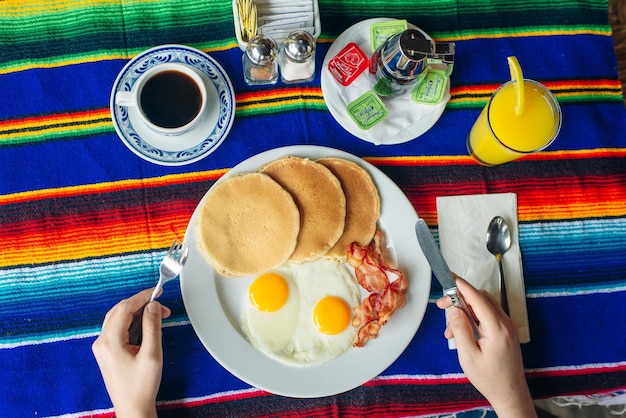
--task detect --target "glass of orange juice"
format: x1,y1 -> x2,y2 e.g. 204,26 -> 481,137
467,79 -> 561,166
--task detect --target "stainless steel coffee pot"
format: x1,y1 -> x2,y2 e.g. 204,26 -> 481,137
370,28 -> 455,96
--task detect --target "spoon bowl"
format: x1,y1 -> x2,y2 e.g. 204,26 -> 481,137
486,216 -> 512,314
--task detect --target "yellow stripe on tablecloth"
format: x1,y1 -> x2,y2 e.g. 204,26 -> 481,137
2,227 -> 184,268
0,0 -> 159,16
0,169 -> 227,205
437,26 -> 611,42
0,43 -> 237,75
365,148 -> 626,166
1,121 -> 112,141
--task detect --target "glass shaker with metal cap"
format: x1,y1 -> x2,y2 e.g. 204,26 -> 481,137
243,35 -> 278,85
370,28 -> 455,96
279,30 -> 316,83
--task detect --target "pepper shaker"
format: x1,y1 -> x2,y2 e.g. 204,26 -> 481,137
279,30 -> 316,84
243,35 -> 278,86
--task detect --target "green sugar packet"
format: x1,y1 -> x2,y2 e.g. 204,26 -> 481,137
347,91 -> 388,130
412,69 -> 448,105
370,20 -> 408,52
373,77 -> 393,96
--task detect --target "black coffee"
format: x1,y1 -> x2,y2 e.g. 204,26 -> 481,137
140,70 -> 202,129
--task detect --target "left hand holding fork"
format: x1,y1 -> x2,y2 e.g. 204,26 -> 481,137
92,288 -> 171,418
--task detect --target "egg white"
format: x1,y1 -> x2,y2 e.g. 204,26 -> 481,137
241,260 -> 361,366
241,274 -> 299,353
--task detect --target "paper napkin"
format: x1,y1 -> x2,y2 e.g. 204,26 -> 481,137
436,193 -> 530,348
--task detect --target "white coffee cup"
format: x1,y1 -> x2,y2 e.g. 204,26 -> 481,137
115,62 -> 208,136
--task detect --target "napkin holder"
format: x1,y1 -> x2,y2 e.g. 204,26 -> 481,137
233,0 -> 321,51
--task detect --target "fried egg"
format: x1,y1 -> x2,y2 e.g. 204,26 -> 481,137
241,260 -> 361,366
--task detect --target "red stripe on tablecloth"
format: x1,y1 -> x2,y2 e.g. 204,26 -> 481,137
154,386 -> 487,417
70,364 -> 626,417
527,361 -> 626,378
3,156 -> 626,267
158,388 -> 272,410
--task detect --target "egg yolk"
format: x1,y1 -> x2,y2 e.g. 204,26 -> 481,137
313,296 -> 352,335
249,273 -> 289,312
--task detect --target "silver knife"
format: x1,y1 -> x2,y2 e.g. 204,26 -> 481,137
415,219 -> 481,340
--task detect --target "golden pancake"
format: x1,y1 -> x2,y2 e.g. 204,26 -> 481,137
317,157 -> 380,262
194,172 -> 300,277
259,156 -> 346,262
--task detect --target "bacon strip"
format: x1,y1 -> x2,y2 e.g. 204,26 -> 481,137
348,230 -> 409,347
348,231 -> 389,293
351,294 -> 380,347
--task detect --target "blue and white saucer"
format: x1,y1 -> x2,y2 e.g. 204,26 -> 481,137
110,44 -> 235,166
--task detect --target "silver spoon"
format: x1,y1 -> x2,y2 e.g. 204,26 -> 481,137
486,216 -> 512,315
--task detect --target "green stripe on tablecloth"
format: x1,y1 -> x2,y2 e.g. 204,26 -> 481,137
0,40 -> 235,74
3,83 -> 622,147
1,125 -> 113,146
0,0 -> 235,67
318,0 -> 609,37
0,0 -> 609,43
0,0 -> 611,71
318,0 -> 608,17
319,0 -> 607,12
0,1 -> 233,41
0,32 -> 236,68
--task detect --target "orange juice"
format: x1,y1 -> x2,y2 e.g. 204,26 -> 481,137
467,79 -> 561,166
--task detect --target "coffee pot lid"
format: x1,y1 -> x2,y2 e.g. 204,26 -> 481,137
399,29 -> 432,60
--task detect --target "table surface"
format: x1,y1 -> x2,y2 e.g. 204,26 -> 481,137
1,0 -> 626,417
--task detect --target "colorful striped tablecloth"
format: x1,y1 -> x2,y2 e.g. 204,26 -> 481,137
1,0 -> 626,416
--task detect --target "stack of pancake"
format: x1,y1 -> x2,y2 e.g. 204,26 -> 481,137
195,155 -> 381,277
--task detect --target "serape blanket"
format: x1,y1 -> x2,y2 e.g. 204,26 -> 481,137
1,0 -> 626,417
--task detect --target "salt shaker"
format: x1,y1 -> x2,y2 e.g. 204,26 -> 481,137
279,30 -> 316,83
243,35 -> 278,86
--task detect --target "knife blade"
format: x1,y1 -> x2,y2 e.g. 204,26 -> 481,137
414,219 -> 481,340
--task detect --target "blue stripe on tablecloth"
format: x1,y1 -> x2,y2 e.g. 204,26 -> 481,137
0,324 -> 252,417
1,294 -> 625,417
2,217 -> 625,348
521,219 -> 626,295
0,33 -> 617,118
388,294 -> 626,374
0,31 -> 624,191
4,214 -> 626,344
0,49 -> 240,118
448,34 -> 621,84
0,250 -> 188,348
2,103 -> 626,197
428,218 -> 626,299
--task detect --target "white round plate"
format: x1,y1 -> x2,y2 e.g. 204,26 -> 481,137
180,145 -> 431,398
321,18 -> 450,145
110,44 -> 235,166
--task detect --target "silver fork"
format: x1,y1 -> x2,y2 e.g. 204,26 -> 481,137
128,239 -> 189,345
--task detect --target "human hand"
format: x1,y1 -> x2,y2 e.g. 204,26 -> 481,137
92,289 -> 171,418
436,277 -> 536,418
